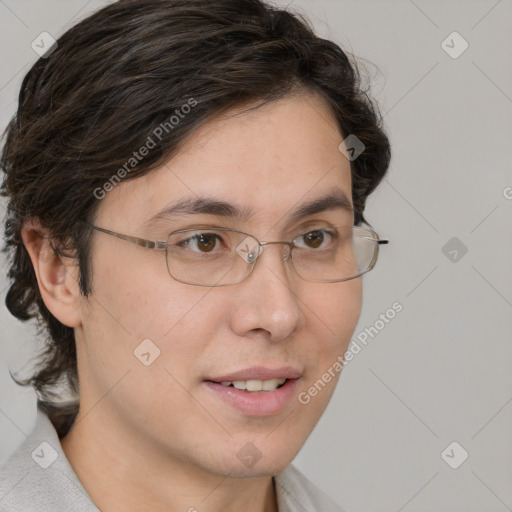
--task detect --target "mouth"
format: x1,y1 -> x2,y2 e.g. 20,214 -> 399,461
203,367 -> 301,417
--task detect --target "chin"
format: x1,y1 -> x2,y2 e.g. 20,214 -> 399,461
220,459 -> 292,480
235,440 -> 300,477
197,439 -> 300,479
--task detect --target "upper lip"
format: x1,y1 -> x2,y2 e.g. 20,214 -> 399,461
206,366 -> 301,382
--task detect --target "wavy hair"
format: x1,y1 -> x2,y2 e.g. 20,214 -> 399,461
1,0 -> 391,437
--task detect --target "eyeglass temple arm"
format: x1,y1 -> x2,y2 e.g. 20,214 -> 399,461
83,222 -> 167,250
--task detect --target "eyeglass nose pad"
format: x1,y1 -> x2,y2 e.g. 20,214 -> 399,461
282,244 -> 291,263
235,236 -> 261,264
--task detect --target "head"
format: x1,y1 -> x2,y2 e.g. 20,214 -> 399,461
1,0 -> 390,477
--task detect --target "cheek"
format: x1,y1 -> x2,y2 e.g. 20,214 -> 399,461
87,243 -> 177,334
78,249 -> 224,422
83,242 -> 223,369
307,278 -> 362,347
299,278 -> 362,391
298,280 -> 362,409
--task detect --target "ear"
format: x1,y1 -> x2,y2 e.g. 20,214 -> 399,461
21,218 -> 83,328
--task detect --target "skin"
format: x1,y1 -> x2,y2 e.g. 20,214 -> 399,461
22,90 -> 362,512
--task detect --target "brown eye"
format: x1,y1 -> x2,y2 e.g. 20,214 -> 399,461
293,229 -> 337,250
178,233 -> 222,253
196,234 -> 217,252
303,230 -> 324,248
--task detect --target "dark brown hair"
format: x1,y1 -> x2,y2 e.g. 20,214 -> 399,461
1,0 -> 390,437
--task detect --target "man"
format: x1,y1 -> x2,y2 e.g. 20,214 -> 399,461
0,0 -> 391,510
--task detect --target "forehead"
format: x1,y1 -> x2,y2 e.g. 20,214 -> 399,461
97,91 -> 353,230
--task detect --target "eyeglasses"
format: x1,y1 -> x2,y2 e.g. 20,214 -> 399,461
83,222 -> 388,287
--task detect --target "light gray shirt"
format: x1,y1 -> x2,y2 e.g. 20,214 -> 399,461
0,408 -> 347,511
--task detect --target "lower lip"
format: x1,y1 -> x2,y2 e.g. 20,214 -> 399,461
203,378 -> 300,417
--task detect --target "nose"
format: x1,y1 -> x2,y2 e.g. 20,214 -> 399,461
229,242 -> 305,342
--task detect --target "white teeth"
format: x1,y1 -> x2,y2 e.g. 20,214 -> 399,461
221,378 -> 287,392
263,378 -> 286,391
246,380 -> 263,392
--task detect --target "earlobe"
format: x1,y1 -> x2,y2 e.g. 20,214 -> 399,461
21,218 -> 83,328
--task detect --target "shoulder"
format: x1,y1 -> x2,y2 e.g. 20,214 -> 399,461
0,408 -> 98,512
274,463 -> 348,512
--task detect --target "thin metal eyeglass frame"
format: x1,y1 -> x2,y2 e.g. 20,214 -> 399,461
82,221 -> 389,286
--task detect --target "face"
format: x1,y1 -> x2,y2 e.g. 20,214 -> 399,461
74,91 -> 362,478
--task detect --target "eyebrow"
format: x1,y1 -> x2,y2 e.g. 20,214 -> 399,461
144,187 -> 353,227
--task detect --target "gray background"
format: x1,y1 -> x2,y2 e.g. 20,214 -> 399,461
1,1 -> 511,511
